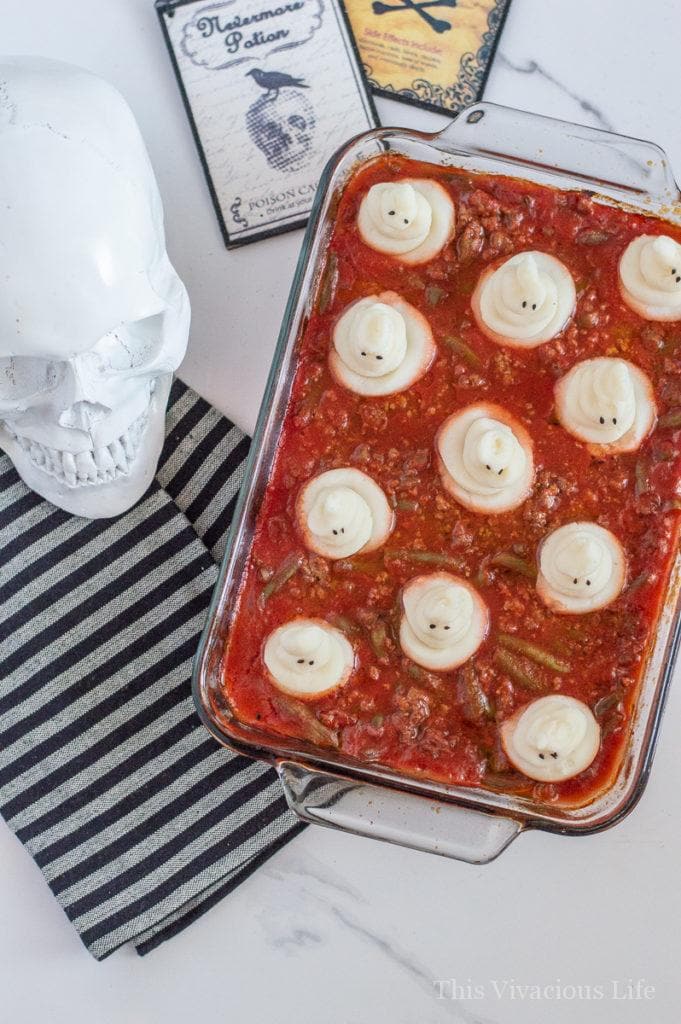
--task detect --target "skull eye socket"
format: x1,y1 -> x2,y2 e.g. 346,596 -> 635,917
0,355 -> 62,407
89,314 -> 167,375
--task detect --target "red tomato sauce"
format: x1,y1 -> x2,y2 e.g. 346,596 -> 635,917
222,155 -> 681,807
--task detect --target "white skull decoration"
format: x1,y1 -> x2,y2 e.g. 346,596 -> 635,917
0,57 -> 190,518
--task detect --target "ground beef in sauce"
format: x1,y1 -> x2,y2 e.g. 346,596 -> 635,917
222,156 -> 681,807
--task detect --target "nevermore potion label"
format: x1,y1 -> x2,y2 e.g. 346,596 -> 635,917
157,0 -> 377,246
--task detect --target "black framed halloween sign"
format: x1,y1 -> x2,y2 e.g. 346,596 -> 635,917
343,0 -> 512,115
156,0 -> 378,247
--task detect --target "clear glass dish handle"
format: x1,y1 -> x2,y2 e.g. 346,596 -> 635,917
433,101 -> 680,205
277,760 -> 522,864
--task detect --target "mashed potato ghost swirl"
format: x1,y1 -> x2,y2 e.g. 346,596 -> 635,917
357,180 -> 455,265
330,292 -> 436,396
263,618 -> 355,698
537,522 -> 626,614
501,695 -> 601,782
472,251 -> 576,347
619,234 -> 681,321
555,357 -> 656,454
296,468 -> 394,559
436,402 -> 534,514
399,573 -> 489,671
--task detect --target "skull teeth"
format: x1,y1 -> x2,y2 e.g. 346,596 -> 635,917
4,410 -> 149,487
109,439 -> 128,471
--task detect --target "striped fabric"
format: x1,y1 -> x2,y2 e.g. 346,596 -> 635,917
0,379 -> 303,960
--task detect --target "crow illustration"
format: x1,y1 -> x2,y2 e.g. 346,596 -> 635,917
246,68 -> 309,100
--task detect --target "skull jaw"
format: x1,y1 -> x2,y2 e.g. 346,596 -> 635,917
0,374 -> 173,519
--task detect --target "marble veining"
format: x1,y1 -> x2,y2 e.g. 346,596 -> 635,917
496,54 -> 616,132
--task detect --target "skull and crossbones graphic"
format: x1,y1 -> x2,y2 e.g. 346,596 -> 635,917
371,0 -> 457,35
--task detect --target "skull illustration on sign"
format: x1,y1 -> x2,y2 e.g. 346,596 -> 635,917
246,91 -> 315,174
0,57 -> 190,518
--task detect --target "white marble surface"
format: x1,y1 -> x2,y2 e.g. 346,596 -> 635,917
2,0 -> 681,1021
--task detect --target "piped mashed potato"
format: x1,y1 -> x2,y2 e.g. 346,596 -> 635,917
263,618 -> 354,698
330,292 -> 436,396
472,251 -> 575,347
537,522 -> 626,614
436,402 -> 534,514
399,572 -> 488,671
501,695 -> 601,782
619,234 -> 681,321
555,357 -> 656,454
296,467 -> 394,559
357,180 -> 455,265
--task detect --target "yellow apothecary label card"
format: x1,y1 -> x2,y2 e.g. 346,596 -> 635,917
344,0 -> 511,114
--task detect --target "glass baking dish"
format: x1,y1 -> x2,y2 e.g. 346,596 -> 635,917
193,102 -> 681,863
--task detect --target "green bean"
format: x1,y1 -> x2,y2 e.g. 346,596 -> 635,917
327,613 -> 362,636
575,229 -> 612,245
271,694 -> 339,749
489,551 -> 537,579
405,663 -> 439,686
333,557 -> 383,574
316,253 -> 338,314
425,284 -> 447,307
626,571 -> 648,595
258,552 -> 303,607
385,548 -> 460,569
457,666 -> 494,723
485,737 -> 511,774
474,555 -> 492,588
443,335 -> 482,368
593,692 -> 621,719
498,633 -> 570,673
493,648 -> 545,691
659,409 -> 681,428
634,458 -> 648,497
369,621 -> 388,661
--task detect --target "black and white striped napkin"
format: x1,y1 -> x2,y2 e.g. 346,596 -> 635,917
0,379 -> 303,960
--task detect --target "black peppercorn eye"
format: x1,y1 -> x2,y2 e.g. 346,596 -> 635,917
599,416 -> 605,424
308,660 -> 314,666
586,579 -> 591,586
532,303 -> 537,310
297,658 -> 304,664
522,300 -> 527,309
612,418 -> 617,424
429,623 -> 436,629
388,210 -> 395,216
573,577 -> 578,584
538,753 -> 545,760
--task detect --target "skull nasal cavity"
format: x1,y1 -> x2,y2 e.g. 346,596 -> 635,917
58,401 -> 111,431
